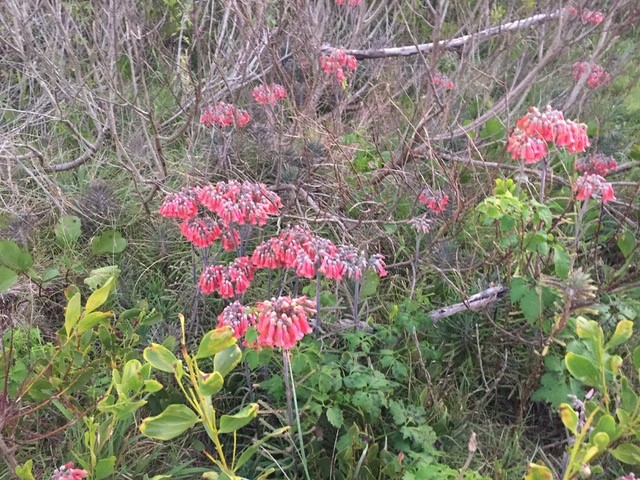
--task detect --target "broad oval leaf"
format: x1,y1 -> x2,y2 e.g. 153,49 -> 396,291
611,443 -> 640,465
54,215 -> 82,246
144,343 -> 180,373
196,326 -> 236,359
140,404 -> 199,440
592,432 -> 609,451
0,266 -> 18,293
565,352 -> 600,386
0,240 -> 33,272
606,319 -> 633,350
64,292 -> 82,336
557,403 -> 578,434
214,345 -> 242,378
92,230 -> 127,254
218,403 -> 258,434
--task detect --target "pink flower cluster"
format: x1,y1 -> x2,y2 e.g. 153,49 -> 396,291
572,62 -> 611,88
432,72 -> 454,91
199,256 -> 255,297
251,226 -> 387,280
320,50 -> 357,84
218,300 -> 256,339
218,297 -> 315,350
51,463 -> 88,480
566,6 -> 605,25
336,0 -> 362,5
576,153 -> 617,177
255,296 -> 315,349
200,101 -> 251,128
419,189 -> 449,214
198,181 -> 283,227
252,84 -> 287,105
574,174 -> 615,203
160,181 -> 283,250
506,106 -> 589,163
159,188 -> 199,219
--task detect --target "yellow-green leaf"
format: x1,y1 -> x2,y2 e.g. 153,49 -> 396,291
558,403 -> 578,434
606,319 -> 633,350
214,345 -> 242,378
140,404 -> 199,440
565,352 -> 600,386
64,292 -> 82,336
196,326 -> 236,359
85,277 -> 115,314
592,432 -> 609,451
525,463 -> 553,480
198,371 -> 224,396
77,311 -> 113,334
611,443 -> 640,465
144,343 -> 180,373
218,403 -> 258,434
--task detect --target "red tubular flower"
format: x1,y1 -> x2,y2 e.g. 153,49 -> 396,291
572,62 -> 611,89
419,189 -> 449,214
218,301 -> 256,340
179,218 -> 223,248
255,296 -> 315,349
581,9 -> 605,25
576,153 -> 617,177
199,257 -> 255,297
432,72 -> 454,91
320,50 -> 358,84
51,463 -> 88,480
200,102 -> 251,128
159,188 -> 199,219
574,174 -> 615,203
252,84 -> 287,105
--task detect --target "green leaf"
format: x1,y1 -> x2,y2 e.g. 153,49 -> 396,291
617,228 -> 636,258
84,265 -> 121,290
606,319 -> 633,350
15,460 -> 36,480
520,289 -> 540,323
359,269 -> 379,298
140,404 -> 200,440
85,277 -> 115,314
218,403 -> 258,434
509,278 -> 529,303
0,240 -> 33,272
565,352 -> 600,386
592,414 -> 617,441
94,456 -> 116,480
479,117 -> 506,139
77,311 -> 113,334
144,343 -> 180,373
41,267 -> 60,283
553,247 -> 570,279
326,406 -> 344,429
633,345 -> 640,370
54,215 -> 82,246
213,345 -> 242,378
611,443 -> 640,465
92,230 -> 127,254
144,379 -> 164,393
592,431 -> 609,451
120,359 -> 144,394
64,292 -> 82,336
234,426 -> 289,470
558,403 -> 578,434
198,372 -> 224,396
575,316 -> 599,340
620,377 -> 638,414
525,463 -> 553,480
195,326 -> 236,359
0,266 -> 18,293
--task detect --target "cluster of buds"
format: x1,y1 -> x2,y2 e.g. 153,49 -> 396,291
574,174 -> 615,203
218,300 -> 257,340
255,296 -> 315,350
419,188 -> 449,214
252,84 -> 287,105
197,181 -> 283,227
180,218 -> 224,248
506,106 -> 589,163
576,153 -> 617,177
320,50 -> 358,84
409,216 -> 433,235
432,72 -> 455,91
572,62 -> 611,89
200,101 -> 251,128
51,463 -> 88,480
199,256 -> 255,297
566,6 -> 605,25
251,226 -> 387,281
336,0 -> 362,5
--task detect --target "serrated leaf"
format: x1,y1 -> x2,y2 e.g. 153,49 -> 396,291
218,403 -> 258,434
0,240 -> 33,272
92,230 -> 127,254
144,343 -> 180,373
509,278 -> 529,303
520,289 -> 540,323
565,352 -> 600,386
64,292 -> 82,336
54,215 -> 82,246
196,326 -> 236,359
213,345 -> 242,378
0,266 -> 18,293
84,265 -> 121,290
326,406 -> 344,429
140,404 -> 199,440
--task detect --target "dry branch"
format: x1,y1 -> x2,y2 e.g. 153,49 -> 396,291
429,285 -> 509,323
